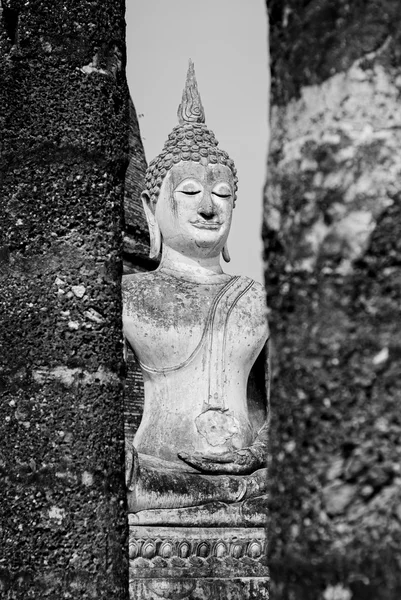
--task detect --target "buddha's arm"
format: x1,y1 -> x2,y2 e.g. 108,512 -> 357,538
178,340 -> 270,475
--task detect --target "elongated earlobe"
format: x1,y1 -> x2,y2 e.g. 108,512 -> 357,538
142,192 -> 162,259
222,244 -> 231,263
149,221 -> 162,259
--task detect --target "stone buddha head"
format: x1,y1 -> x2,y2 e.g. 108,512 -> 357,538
141,61 -> 238,263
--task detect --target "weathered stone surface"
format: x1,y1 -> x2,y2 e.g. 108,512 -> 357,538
265,1 -> 401,598
323,482 -> 358,516
268,0 -> 401,104
0,1 -> 130,597
267,53 -> 401,276
131,577 -> 269,600
129,526 -> 269,600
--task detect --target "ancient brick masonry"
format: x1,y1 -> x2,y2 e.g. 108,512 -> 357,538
123,96 -> 150,272
0,1 -> 136,597
265,2 -> 401,599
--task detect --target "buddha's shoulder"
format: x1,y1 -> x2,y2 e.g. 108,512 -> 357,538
236,276 -> 269,328
122,270 -> 188,308
237,276 -> 266,303
122,270 -> 160,290
248,278 -> 265,296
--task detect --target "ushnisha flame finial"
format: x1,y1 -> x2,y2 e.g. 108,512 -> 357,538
177,60 -> 205,125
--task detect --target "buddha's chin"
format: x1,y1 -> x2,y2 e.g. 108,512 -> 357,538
165,229 -> 226,258
191,229 -> 226,249
194,238 -> 219,249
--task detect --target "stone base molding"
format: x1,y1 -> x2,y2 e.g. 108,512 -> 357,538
129,526 -> 269,600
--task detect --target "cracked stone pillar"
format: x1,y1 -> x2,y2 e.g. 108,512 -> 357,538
265,1 -> 401,598
0,1 -> 133,597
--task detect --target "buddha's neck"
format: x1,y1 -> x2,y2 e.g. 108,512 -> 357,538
158,246 -> 229,282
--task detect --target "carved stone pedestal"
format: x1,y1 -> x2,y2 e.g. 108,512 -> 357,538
129,525 -> 269,600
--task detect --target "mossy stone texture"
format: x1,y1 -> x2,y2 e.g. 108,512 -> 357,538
265,1 -> 401,599
0,1 -> 131,597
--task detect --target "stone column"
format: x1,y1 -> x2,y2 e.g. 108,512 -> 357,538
264,1 -> 401,598
0,1 -> 132,597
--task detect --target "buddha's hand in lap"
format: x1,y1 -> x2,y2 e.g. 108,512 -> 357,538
178,445 -> 265,475
178,421 -> 268,475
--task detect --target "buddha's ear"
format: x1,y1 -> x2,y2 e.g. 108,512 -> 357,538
222,243 -> 231,263
141,191 -> 162,259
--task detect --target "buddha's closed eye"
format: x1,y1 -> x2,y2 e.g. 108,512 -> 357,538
213,192 -> 231,198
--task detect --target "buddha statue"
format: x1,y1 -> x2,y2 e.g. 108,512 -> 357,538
123,61 -> 269,518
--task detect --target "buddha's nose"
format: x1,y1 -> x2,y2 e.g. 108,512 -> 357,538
198,192 -> 215,219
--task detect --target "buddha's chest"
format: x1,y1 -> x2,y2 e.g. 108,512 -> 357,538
123,275 -> 268,372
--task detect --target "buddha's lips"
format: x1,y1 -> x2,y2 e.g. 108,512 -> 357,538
191,221 -> 221,230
